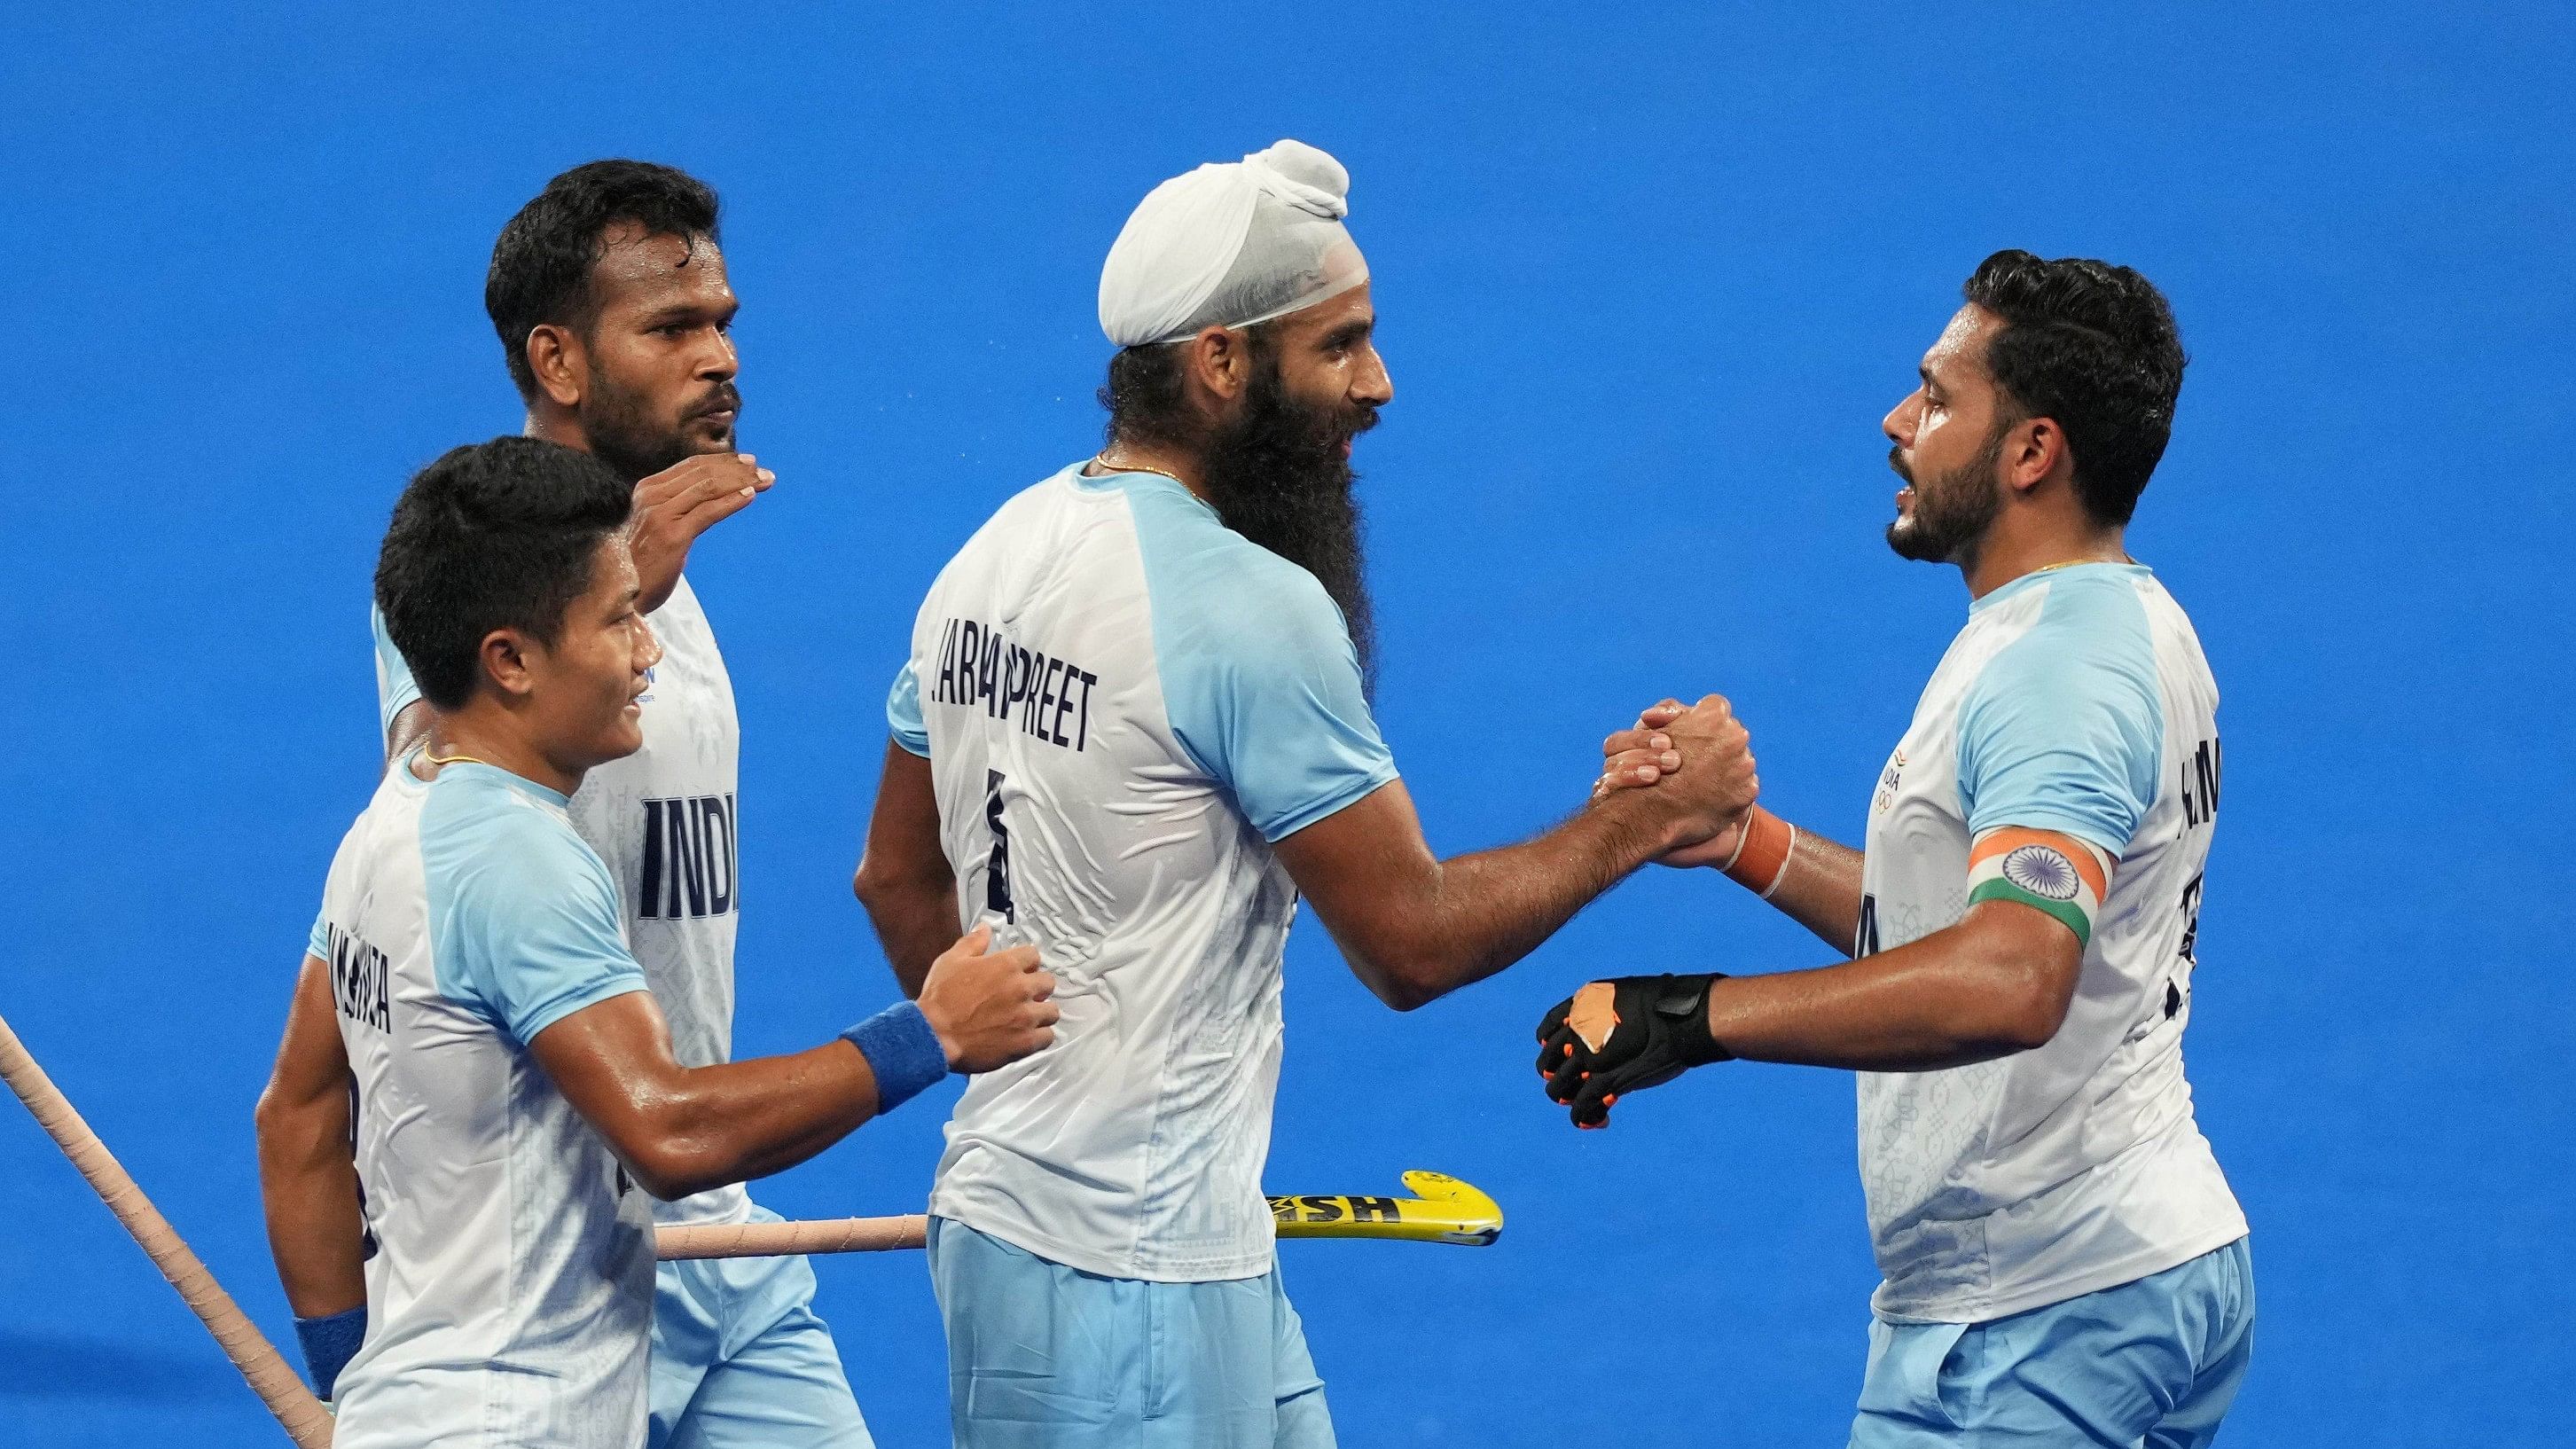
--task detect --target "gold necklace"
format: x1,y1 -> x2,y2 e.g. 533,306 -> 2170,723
2024,554 -> 2130,578
1091,450 -> 1191,488
420,748 -> 489,768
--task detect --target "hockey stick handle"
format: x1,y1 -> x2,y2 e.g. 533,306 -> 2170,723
0,1009 -> 335,1448
656,1213 -> 928,1260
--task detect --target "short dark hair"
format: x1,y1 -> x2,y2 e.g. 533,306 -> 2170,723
1962,249 -> 2187,528
376,436 -> 634,709
486,160 -> 721,400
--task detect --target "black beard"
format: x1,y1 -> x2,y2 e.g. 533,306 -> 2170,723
1884,429 -> 2005,568
582,373 -> 741,484
1199,364 -> 1381,687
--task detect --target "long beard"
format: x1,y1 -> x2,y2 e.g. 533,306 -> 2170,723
1884,429 -> 2005,568
1200,366 -> 1381,687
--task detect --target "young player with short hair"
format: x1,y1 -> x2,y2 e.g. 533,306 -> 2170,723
254,436 -> 1057,1449
1559,251 -> 2252,1446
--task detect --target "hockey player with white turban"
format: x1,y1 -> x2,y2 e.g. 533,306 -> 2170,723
856,138 -> 1758,1448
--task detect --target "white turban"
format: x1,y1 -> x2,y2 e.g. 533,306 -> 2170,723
1097,139 -> 1370,348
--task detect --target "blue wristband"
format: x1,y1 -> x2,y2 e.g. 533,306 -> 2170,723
294,1304 -> 366,1399
842,1000 -> 950,1113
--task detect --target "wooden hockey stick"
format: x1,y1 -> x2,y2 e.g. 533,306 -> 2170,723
0,1008 -> 333,1448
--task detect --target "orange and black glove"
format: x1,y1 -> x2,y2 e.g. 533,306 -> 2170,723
1535,974 -> 1731,1128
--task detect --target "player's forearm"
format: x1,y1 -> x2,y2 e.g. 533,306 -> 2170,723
253,1097 -> 368,1317
1748,825 -> 1867,955
853,865 -> 957,999
1360,796 -> 1675,1009
1704,906 -> 2076,1070
622,1043 -> 881,1200
855,742 -> 956,996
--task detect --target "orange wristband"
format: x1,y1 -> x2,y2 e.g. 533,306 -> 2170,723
1720,807 -> 1796,898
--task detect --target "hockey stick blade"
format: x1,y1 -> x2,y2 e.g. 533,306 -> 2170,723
1268,1170 -> 1502,1246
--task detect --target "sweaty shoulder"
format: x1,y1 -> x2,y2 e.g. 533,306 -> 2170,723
419,767 -> 645,1045
1119,478 -> 1397,842
1956,567 -> 2164,855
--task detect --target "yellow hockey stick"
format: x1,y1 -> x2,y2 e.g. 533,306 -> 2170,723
656,1171 -> 1505,1259
1268,1170 -> 1503,1246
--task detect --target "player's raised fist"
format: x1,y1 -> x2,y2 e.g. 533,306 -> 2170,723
628,452 -> 776,611
916,922 -> 1060,1073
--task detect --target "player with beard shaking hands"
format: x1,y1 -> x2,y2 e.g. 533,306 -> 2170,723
853,140 -> 1758,1448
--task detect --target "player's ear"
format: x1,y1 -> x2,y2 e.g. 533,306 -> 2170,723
526,324 -> 585,410
1186,325 -> 1249,410
2005,416 -> 2065,497
479,629 -> 540,700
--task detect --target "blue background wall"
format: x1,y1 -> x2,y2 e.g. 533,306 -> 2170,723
3,5 -> 2569,1444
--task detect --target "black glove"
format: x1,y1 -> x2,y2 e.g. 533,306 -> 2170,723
1535,974 -> 1731,1128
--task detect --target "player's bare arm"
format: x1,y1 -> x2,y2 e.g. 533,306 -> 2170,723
254,951 -> 373,1399
1538,824 -> 2104,1126
1600,697 -> 1866,953
254,954 -> 369,1319
1273,693 -> 1758,1012
531,924 -> 1053,1200
852,742 -> 959,998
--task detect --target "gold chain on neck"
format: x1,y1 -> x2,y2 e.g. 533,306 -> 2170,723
1091,451 -> 1190,488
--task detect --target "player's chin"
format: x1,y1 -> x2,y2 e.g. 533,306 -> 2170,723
599,710 -> 646,760
682,417 -> 736,453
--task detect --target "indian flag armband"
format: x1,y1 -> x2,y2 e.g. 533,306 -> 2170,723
1966,828 -> 2112,946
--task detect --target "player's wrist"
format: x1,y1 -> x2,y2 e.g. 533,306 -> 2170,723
1595,784 -> 1711,860
842,1001 -> 951,1114
1673,972 -> 1734,1066
1721,807 -> 1796,897
294,1303 -> 366,1400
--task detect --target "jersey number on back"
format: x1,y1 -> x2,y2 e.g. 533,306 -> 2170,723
983,770 -> 1015,922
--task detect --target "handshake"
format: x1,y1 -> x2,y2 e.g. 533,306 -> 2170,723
1587,694 -> 1761,867
1533,695 -> 1766,1130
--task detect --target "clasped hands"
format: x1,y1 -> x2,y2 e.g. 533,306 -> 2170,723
1539,696 -> 1759,1128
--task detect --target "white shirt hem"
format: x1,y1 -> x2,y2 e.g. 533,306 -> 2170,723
1871,1216 -> 2250,1325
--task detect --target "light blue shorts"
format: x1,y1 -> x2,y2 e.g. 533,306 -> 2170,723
650,1208 -> 873,1449
928,1216 -> 1335,1449
1851,1237 -> 2254,1448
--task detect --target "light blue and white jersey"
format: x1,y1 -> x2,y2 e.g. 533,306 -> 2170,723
889,462 -> 1398,1282
375,576 -> 749,1228
1858,563 -> 2245,1323
309,756 -> 655,1449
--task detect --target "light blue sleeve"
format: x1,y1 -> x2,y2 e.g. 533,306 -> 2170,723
887,659 -> 929,757
372,605 -> 422,738
1955,577 -> 2164,856
423,783 -> 647,1046
307,912 -> 328,960
1135,490 -> 1397,842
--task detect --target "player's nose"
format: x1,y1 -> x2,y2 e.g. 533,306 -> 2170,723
1883,390 -> 1919,446
698,330 -> 738,381
1353,345 -> 1393,408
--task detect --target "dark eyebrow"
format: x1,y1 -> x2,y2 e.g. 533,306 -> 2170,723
641,298 -> 737,330
1320,317 -> 1374,349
